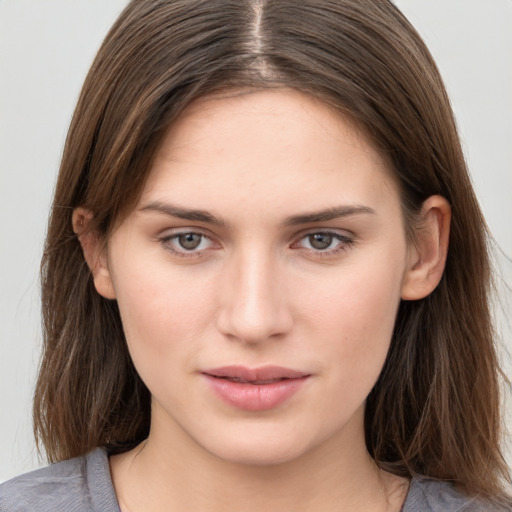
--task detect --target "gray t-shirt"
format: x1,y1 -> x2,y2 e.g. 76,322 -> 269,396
0,448 -> 508,511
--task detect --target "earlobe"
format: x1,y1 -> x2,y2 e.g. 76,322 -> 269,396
72,208 -> 116,300
401,195 -> 451,301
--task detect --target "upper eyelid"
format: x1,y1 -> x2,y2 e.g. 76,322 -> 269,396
159,228 -> 350,236
160,231 -> 214,245
158,227 -> 214,240
293,227 -> 354,240
156,227 -> 354,240
294,232 -> 353,245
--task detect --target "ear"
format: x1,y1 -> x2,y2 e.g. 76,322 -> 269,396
401,195 -> 451,301
72,207 -> 116,299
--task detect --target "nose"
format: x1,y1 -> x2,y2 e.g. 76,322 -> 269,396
216,246 -> 293,344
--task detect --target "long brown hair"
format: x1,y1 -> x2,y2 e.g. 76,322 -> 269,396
34,0 -> 510,501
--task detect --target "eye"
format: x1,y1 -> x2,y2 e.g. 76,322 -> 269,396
307,233 -> 335,250
160,231 -> 214,256
177,232 -> 204,250
294,231 -> 353,254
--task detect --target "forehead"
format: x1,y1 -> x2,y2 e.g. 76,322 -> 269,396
139,89 -> 399,221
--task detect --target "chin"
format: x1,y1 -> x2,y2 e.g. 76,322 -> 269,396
195,422 -> 334,468
210,440 -> 309,467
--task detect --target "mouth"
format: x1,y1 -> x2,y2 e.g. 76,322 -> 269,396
202,366 -> 311,411
204,365 -> 309,381
214,376 -> 292,385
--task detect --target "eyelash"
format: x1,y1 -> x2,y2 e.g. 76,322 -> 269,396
158,230 -> 354,259
292,232 -> 354,257
159,232 -> 215,259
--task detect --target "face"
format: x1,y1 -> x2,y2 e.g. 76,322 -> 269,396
100,89 -> 413,465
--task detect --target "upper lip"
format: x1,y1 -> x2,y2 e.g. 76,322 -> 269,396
202,365 -> 310,383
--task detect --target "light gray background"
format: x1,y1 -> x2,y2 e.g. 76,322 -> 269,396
1,0 -> 511,483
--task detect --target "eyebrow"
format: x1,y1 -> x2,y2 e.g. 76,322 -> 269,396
139,201 -> 375,227
284,205 -> 376,225
139,201 -> 225,226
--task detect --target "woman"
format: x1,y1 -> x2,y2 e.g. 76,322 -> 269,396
1,0 -> 510,510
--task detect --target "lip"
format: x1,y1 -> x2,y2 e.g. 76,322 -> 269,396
202,365 -> 311,411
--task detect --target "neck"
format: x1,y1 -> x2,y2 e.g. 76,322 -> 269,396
110,408 -> 408,512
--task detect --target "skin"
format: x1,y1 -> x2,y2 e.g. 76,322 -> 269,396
74,89 -> 450,512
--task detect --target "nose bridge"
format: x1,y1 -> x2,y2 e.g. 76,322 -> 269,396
216,241 -> 291,343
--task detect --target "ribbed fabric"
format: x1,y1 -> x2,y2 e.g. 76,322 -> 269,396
0,449 -> 119,512
87,449 -> 120,512
403,477 -> 509,511
1,448 -> 509,511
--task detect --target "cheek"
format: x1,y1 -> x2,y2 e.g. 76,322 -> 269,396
295,254 -> 405,381
109,259 -> 218,376
296,275 -> 402,423
302,259 -> 402,329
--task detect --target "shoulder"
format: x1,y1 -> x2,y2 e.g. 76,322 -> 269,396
403,477 -> 512,512
0,448 -> 119,512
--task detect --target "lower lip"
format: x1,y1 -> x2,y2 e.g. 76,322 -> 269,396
203,375 -> 309,411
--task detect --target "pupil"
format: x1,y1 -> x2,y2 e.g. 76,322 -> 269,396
309,233 -> 332,250
178,233 -> 202,250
